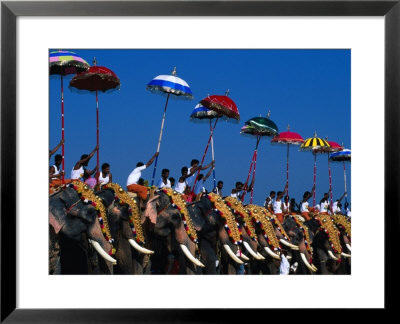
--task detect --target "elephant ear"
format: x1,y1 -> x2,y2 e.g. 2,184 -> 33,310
49,211 -> 63,234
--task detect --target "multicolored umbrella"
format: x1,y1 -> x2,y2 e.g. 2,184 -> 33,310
49,50 -> 90,182
240,111 -> 279,203
330,148 -> 351,204
190,104 -> 222,188
299,131 -> 331,207
271,125 -> 304,196
147,67 -> 194,186
69,58 -> 120,182
191,90 -> 239,192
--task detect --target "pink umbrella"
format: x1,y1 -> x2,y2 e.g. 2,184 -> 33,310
271,125 -> 304,196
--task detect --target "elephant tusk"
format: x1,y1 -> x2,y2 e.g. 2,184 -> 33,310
90,240 -> 117,265
256,252 -> 266,260
341,252 -> 351,258
328,250 -> 339,260
286,255 -> 292,260
311,264 -> 318,272
128,239 -> 154,255
346,244 -> 351,252
243,241 -> 262,260
179,244 -> 205,268
223,244 -> 244,264
279,239 -> 299,250
300,252 -> 316,272
264,247 -> 281,260
240,253 -> 250,261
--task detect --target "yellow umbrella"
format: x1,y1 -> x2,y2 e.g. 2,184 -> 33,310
300,131 -> 330,207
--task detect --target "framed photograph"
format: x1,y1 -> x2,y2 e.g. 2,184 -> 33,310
1,0 -> 396,321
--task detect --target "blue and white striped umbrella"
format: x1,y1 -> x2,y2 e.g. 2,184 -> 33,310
190,103 -> 220,119
146,67 -> 194,185
330,149 -> 351,162
147,68 -> 193,99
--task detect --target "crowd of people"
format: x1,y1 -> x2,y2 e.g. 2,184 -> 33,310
49,141 -> 351,218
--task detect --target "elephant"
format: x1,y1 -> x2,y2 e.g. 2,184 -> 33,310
49,182 -> 117,275
94,183 -> 154,275
143,189 -> 202,274
144,189 -> 253,274
305,214 -> 349,274
281,215 -> 317,274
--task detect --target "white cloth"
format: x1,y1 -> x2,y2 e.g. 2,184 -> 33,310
346,208 -> 351,217
51,164 -> 60,179
283,201 -> 290,213
315,204 -> 321,212
279,254 -> 290,275
98,172 -> 110,186
157,178 -> 171,188
264,196 -> 274,209
126,165 -> 146,186
71,166 -> 84,180
320,200 -> 330,213
175,180 -> 187,194
332,201 -> 341,214
273,200 -> 283,214
300,201 -> 309,213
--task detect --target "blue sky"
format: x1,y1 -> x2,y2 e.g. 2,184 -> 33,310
49,49 -> 351,206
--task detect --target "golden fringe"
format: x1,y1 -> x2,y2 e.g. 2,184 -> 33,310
331,214 -> 351,240
269,215 -> 290,240
70,180 -> 112,243
207,193 -> 241,243
224,196 -> 257,241
290,215 -> 313,254
162,188 -> 198,242
315,214 -> 342,254
104,183 -> 145,243
246,204 -> 280,249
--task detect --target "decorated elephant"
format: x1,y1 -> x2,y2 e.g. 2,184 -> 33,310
49,181 -> 117,275
144,190 -> 256,274
282,215 -> 318,274
305,214 -> 349,274
95,183 -> 154,274
143,188 -> 204,274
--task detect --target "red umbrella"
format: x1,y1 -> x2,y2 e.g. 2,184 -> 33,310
271,125 -> 304,196
191,90 -> 240,192
69,58 -> 120,181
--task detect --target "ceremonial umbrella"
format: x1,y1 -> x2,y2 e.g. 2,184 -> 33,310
240,111 -> 279,204
69,58 -> 120,181
49,50 -> 90,182
299,131 -> 331,208
271,125 -> 304,196
190,103 -> 222,189
191,90 -> 239,192
330,148 -> 351,205
146,67 -> 194,186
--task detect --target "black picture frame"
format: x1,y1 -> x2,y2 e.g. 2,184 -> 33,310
1,0 -> 396,322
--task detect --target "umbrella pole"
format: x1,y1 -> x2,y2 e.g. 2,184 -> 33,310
313,151 -> 316,208
249,141 -> 260,204
210,119 -> 216,189
242,136 -> 261,203
328,154 -> 333,212
343,161 -> 347,203
192,118 -> 218,192
61,74 -> 65,183
286,143 -> 289,196
151,93 -> 170,186
241,150 -> 256,202
96,90 -> 100,182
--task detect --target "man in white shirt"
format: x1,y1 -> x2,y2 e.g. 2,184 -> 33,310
332,191 -> 347,214
157,169 -> 171,188
127,152 -> 158,200
273,191 -> 284,222
300,185 -> 315,221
